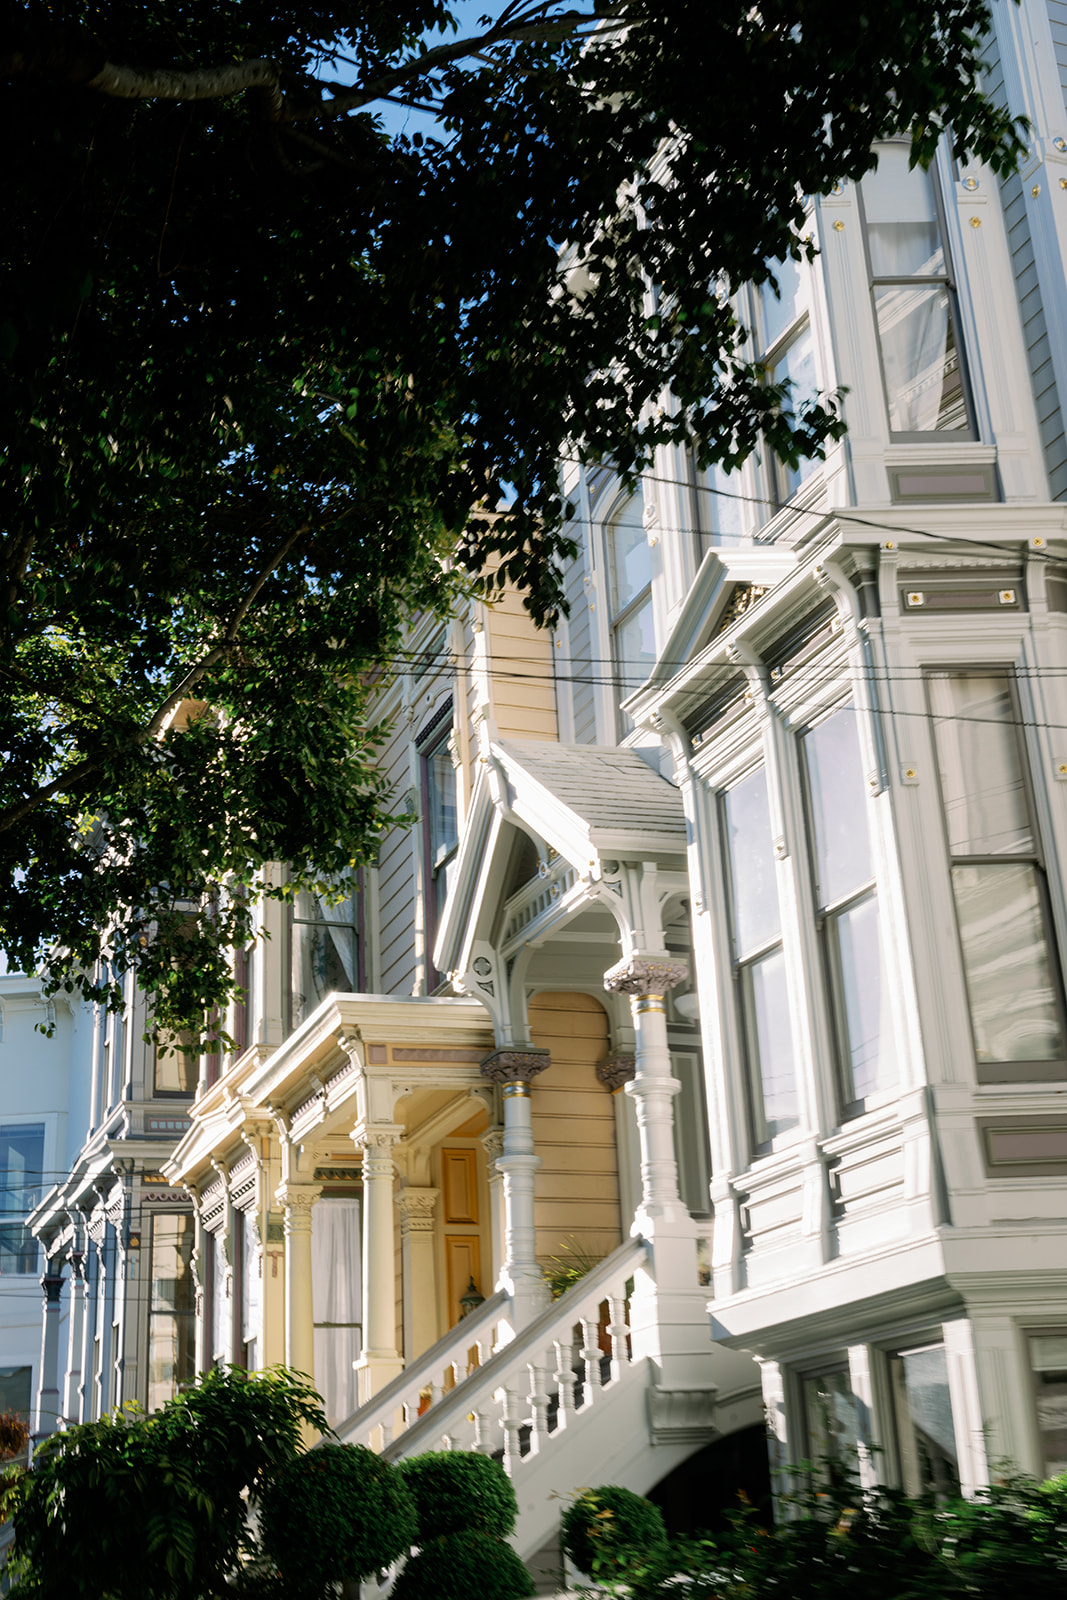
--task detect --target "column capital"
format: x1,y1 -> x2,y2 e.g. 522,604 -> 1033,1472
40,1273 -> 65,1305
603,955 -> 689,997
352,1123 -> 403,1153
480,1047 -> 550,1085
481,1127 -> 505,1163
396,1187 -> 438,1236
596,1052 -> 637,1091
275,1183 -> 322,1216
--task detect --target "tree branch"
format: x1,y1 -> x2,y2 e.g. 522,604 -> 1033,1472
0,522 -> 309,836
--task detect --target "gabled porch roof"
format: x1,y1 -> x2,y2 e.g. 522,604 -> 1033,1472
435,738 -> 687,978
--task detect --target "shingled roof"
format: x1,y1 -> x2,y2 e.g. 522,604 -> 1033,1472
494,740 -> 686,853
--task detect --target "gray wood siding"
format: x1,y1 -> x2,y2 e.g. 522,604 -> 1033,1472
377,718 -> 418,996
988,16 -> 1067,497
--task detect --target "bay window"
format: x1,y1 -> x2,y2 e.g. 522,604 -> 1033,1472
289,883 -> 358,1031
722,767 -> 800,1148
420,717 -> 459,985
929,671 -> 1066,1081
861,143 -> 972,438
801,706 -> 897,1108
607,495 -> 656,730
147,1212 -> 195,1410
756,255 -> 818,506
0,1123 -> 44,1276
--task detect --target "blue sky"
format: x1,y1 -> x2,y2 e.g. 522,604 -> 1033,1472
369,1 -> 508,142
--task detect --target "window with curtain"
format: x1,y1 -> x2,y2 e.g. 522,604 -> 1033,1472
147,1213 -> 195,1411
756,253 -> 818,506
289,882 -> 358,1031
607,495 -> 656,732
311,1197 -> 362,1426
929,671 -> 1065,1080
210,1229 -> 230,1366
861,143 -> 972,437
0,1123 -> 44,1276
238,1208 -> 261,1371
153,1030 -> 198,1096
722,767 -> 800,1148
801,705 -> 897,1109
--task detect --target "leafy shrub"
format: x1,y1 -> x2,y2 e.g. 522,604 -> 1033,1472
562,1485 -> 668,1584
391,1529 -> 535,1600
7,1366 -> 328,1600
399,1449 -> 518,1540
258,1442 -> 417,1597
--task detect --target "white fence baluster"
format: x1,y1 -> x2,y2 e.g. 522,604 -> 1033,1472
580,1317 -> 602,1404
607,1294 -> 629,1384
501,1385 -> 522,1475
553,1340 -> 575,1429
527,1361 -> 550,1456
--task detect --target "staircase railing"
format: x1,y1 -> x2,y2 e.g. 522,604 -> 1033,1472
334,1236 -> 648,1471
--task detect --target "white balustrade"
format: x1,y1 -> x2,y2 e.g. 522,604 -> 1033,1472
334,1237 -> 648,1481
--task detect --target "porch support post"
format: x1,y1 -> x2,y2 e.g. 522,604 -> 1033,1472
480,1049 -> 551,1329
604,955 -> 709,1391
62,1252 -> 86,1425
277,1184 -> 321,1381
353,1127 -> 403,1403
34,1268 -> 65,1439
397,1187 -> 439,1361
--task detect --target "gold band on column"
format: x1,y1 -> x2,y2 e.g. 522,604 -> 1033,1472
633,994 -> 666,1015
502,1080 -> 531,1099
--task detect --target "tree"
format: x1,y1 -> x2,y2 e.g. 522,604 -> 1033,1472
0,0 -> 1026,1038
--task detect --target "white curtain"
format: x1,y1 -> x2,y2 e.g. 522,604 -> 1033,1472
311,1198 -> 362,1425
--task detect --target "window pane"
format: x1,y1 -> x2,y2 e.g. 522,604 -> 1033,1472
863,146 -> 945,277
148,1214 -> 195,1412
705,463 -> 744,546
832,893 -> 898,1101
0,1366 -> 32,1465
889,1344 -> 960,1499
0,1124 -> 44,1214
772,325 -> 816,499
803,707 -> 872,907
952,863 -> 1062,1062
744,947 -> 799,1141
760,255 -> 803,351
290,901 -> 357,1030
613,595 -> 657,697
803,1370 -> 861,1481
874,284 -> 966,432
154,1032 -> 198,1095
929,674 -> 1032,856
1030,1334 -> 1067,1478
0,1225 -> 39,1275
724,768 -> 780,957
211,1230 -> 230,1363
428,745 -> 458,864
609,499 -> 651,613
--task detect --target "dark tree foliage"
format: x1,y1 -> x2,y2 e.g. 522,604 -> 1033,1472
0,0 -> 1026,1036
399,1447 -> 519,1539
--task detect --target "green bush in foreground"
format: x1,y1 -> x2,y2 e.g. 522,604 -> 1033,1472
562,1485 -> 669,1590
391,1529 -> 535,1600
399,1449 -> 518,1540
259,1443 -> 418,1598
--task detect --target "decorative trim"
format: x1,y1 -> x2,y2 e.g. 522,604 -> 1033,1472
396,1187 -> 439,1235
603,956 -> 689,997
480,1048 -> 551,1085
597,1053 -> 637,1091
647,1385 -> 719,1444
415,695 -> 454,750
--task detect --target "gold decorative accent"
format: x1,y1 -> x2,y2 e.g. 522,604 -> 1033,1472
970,216 -> 982,227
634,994 -> 666,1015
832,219 -> 845,232
906,591 -> 925,607
718,583 -> 768,632
502,1080 -> 530,1099
963,176 -> 979,191
903,767 -> 917,780
998,589 -> 1017,605
1032,184 -> 1042,197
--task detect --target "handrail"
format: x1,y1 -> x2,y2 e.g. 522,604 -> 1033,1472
331,1288 -> 509,1443
381,1235 -> 647,1460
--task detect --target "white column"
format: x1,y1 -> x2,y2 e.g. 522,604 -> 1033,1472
277,1184 -> 321,1381
480,1051 -> 551,1329
62,1253 -> 87,1425
34,1268 -> 65,1439
480,1126 -> 506,1284
76,1241 -> 97,1422
603,955 -> 708,1391
943,1316 -> 990,1496
397,1187 -> 439,1360
353,1128 -> 403,1403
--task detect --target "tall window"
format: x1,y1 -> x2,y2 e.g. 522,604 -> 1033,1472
154,1030 -> 198,1097
722,767 -> 800,1148
0,1123 -> 44,1276
861,144 -> 972,437
238,1209 -> 261,1372
420,724 -> 459,984
147,1213 -> 195,1410
696,459 -> 745,548
929,671 -> 1065,1080
802,706 -> 897,1108
1029,1333 -> 1067,1478
802,1368 -> 862,1484
607,496 -> 656,728
756,255 -> 818,505
888,1341 -> 960,1499
289,883 -> 358,1031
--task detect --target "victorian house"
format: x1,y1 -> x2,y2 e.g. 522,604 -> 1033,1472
24,0 -> 1067,1575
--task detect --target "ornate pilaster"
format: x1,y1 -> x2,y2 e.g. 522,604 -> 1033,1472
396,1187 -> 438,1236
479,1048 -> 550,1085
397,1188 -> 439,1361
276,1183 -> 322,1385
62,1251 -> 86,1424
353,1126 -> 403,1403
603,955 -> 689,999
34,1270 -> 65,1438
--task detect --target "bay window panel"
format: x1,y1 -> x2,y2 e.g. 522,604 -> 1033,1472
952,863 -> 1063,1062
802,706 -> 872,907
744,947 -> 800,1140
874,284 -> 966,434
831,893 -> 898,1100
803,1370 -> 862,1480
148,1214 -> 195,1410
427,745 -> 458,866
609,501 -> 652,610
772,324 -> 816,499
723,768 -> 780,957
863,145 -> 945,276
759,255 -> 803,351
613,596 -> 657,697
929,674 -> 1032,855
